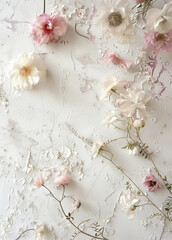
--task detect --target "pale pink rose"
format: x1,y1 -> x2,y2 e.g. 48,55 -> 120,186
104,52 -> 132,70
143,174 -> 161,192
33,175 -> 45,188
55,175 -> 71,185
144,30 -> 172,56
30,13 -> 68,45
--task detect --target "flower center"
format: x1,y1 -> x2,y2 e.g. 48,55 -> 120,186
150,181 -> 156,186
156,33 -> 165,41
108,12 -> 123,27
43,21 -> 53,33
19,66 -> 31,77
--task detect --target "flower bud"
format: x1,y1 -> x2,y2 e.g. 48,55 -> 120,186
133,119 -> 145,128
73,200 -> 81,208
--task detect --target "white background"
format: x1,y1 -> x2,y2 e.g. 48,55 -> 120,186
0,0 -> 172,239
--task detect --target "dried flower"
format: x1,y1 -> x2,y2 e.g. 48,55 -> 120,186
55,175 -> 71,185
144,30 -> 172,56
100,75 -> 126,98
7,52 -> 46,92
73,200 -> 81,208
133,119 -> 145,128
104,52 -> 132,70
92,141 -> 103,158
93,0 -> 134,43
120,189 -> 141,219
146,3 -> 172,34
117,88 -> 151,120
143,174 -> 161,192
33,175 -> 45,188
35,223 -> 44,240
129,146 -> 139,156
103,110 -> 120,128
31,13 -> 67,45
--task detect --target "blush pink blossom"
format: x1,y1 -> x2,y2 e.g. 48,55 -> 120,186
33,174 -> 45,188
30,13 -> 68,45
104,52 -> 132,70
55,175 -> 71,186
143,174 -> 161,192
144,30 -> 172,56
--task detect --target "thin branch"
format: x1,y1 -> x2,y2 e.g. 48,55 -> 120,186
75,23 -> 90,40
43,0 -> 46,13
15,229 -> 35,240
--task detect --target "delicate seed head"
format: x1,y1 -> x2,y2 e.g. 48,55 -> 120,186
107,12 -> 123,27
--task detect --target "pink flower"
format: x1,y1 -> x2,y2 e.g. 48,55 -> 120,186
30,13 -> 68,45
55,175 -> 71,186
144,30 -> 172,56
104,52 -> 132,70
143,174 -> 161,192
33,174 -> 45,188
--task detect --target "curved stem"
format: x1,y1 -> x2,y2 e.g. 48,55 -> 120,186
15,229 -> 35,240
75,23 -> 89,40
99,151 -> 170,220
136,129 -> 172,195
42,185 -> 108,240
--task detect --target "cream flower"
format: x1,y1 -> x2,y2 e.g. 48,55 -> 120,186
35,223 -> 44,240
100,75 -> 126,98
92,141 -> 103,158
120,189 -> 140,219
93,0 -> 134,43
117,88 -> 151,120
146,2 -> 172,33
103,110 -> 120,128
7,52 -> 46,92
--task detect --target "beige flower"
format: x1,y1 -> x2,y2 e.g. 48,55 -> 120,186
146,2 -> 172,33
92,141 -> 103,158
7,52 -> 46,92
100,75 -> 126,98
93,0 -> 134,43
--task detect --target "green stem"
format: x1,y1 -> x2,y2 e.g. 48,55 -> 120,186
42,185 -> 108,240
15,229 -> 35,240
99,151 -> 170,220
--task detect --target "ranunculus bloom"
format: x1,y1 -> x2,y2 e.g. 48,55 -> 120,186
144,30 -> 172,56
143,174 -> 161,192
146,3 -> 172,33
33,175 -> 45,188
55,175 -> 71,185
104,52 -> 132,70
7,52 -> 46,92
31,13 -> 68,45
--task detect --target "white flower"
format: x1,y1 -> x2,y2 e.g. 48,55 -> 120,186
146,2 -> 172,33
100,75 -> 126,98
103,110 -> 120,128
129,146 -> 139,156
117,88 -> 151,120
35,223 -> 44,240
120,189 -> 140,219
92,141 -> 103,158
7,52 -> 46,92
93,0 -> 134,43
